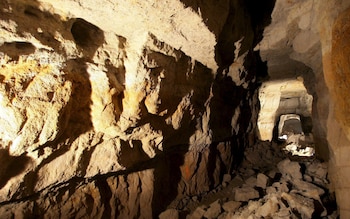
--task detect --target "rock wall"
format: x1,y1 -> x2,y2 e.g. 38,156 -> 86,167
0,0 -> 269,217
326,4 -> 350,218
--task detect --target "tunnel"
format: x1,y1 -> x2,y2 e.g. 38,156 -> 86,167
0,0 -> 349,218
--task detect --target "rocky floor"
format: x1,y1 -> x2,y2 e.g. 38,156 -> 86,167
159,141 -> 338,219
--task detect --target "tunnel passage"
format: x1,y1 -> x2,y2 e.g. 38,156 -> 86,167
257,77 -> 315,158
0,0 -> 348,218
257,78 -> 313,141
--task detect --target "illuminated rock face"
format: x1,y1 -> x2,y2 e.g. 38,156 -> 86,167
0,0 -> 266,217
1,0 -> 350,218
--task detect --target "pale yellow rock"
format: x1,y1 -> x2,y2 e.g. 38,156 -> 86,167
255,196 -> 279,218
85,138 -> 124,177
4,0 -> 348,218
87,62 -> 119,136
38,0 -> 218,70
257,79 -> 312,141
0,58 -> 73,155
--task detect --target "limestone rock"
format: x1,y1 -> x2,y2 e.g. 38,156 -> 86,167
0,58 -> 73,156
272,181 -> 290,193
188,206 -> 207,219
281,192 -> 314,219
255,196 -> 279,218
306,161 -> 328,180
256,173 -> 269,189
181,139 -> 337,219
0,0 -> 346,217
222,201 -> 241,213
0,0 -> 262,211
203,200 -> 222,219
234,187 -> 259,202
244,176 -> 257,187
277,159 -> 302,180
159,209 -> 179,219
236,200 -> 262,219
266,186 -> 277,195
292,179 -> 325,200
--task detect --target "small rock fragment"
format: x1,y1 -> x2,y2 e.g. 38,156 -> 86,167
234,187 -> 259,202
159,209 -> 179,219
239,168 -> 255,178
292,179 -> 325,199
255,196 -> 279,217
188,206 -> 206,219
306,161 -> 328,180
277,159 -> 302,180
267,169 -> 278,179
245,176 -> 257,187
281,192 -> 314,219
256,173 -> 269,189
266,186 -> 277,194
222,201 -> 241,213
272,181 -> 289,193
223,174 -> 231,183
203,200 -> 222,219
303,174 -> 313,182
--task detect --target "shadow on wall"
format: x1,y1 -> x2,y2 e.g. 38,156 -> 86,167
214,0 -> 276,68
0,42 -> 35,61
0,149 -> 32,189
144,0 -> 276,215
133,47 -> 214,215
150,0 -> 276,215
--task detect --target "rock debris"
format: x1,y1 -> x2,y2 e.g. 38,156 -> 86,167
161,141 -> 337,219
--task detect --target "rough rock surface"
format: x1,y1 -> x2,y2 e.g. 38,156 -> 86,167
0,0 -> 349,218
0,0 -> 270,218
165,141 -> 337,219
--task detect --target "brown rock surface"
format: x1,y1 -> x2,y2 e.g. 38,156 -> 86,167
0,0 -> 265,217
0,0 -> 349,218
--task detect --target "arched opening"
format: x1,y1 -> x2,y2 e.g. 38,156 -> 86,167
257,78 -> 314,157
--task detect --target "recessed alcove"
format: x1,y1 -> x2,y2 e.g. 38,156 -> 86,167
257,78 -> 313,142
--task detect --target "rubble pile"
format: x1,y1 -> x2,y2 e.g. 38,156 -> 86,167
160,141 -> 338,219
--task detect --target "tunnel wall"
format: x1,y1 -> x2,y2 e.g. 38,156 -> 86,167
0,0 -> 269,217
325,5 -> 350,218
